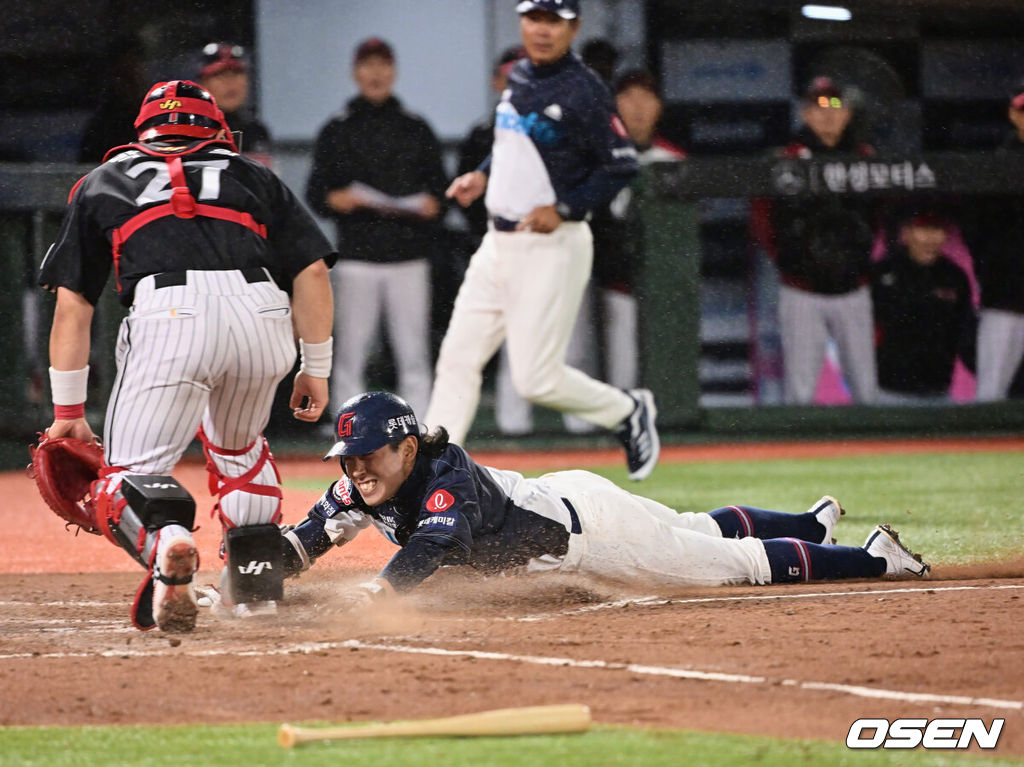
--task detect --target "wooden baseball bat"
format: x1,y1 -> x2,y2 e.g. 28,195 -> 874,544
277,703 -> 591,748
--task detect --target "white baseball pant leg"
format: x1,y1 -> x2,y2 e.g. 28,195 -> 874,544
601,288 -> 639,390
562,284 -> 599,434
976,308 -> 1024,401
425,231 -> 509,442
500,224 -> 633,426
537,471 -> 770,588
779,284 -> 829,405
381,258 -> 433,417
330,260 -> 383,410
823,285 -> 877,403
495,342 -> 534,435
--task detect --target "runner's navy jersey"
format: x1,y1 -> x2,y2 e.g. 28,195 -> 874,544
483,51 -> 639,222
293,443 -> 572,591
39,140 -> 336,306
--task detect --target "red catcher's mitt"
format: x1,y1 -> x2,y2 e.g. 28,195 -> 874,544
27,433 -> 104,534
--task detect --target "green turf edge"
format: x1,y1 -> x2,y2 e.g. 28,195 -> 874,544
0,722 -> 1020,767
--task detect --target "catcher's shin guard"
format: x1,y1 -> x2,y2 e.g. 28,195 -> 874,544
93,473 -> 196,567
225,523 -> 284,604
198,427 -> 283,528
92,472 -> 198,630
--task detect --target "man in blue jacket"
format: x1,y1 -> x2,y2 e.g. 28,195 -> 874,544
425,0 -> 660,481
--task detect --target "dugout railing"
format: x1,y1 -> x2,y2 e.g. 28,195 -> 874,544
1,153 -> 1022,462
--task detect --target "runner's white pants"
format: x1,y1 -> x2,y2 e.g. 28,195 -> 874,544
528,470 -> 772,588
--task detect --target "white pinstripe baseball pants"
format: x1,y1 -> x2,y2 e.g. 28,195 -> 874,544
104,269 -> 296,527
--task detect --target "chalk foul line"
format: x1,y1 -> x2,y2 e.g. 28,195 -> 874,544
1,637 -> 1019,712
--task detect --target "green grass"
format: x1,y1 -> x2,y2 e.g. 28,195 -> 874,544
4,448 -> 1021,765
1,724 -> 1020,767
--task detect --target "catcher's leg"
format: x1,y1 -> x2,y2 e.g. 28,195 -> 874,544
92,472 -> 199,632
199,429 -> 284,615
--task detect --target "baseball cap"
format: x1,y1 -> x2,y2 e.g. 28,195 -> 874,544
198,42 -> 246,79
615,69 -> 660,98
1008,78 -> 1024,110
354,37 -> 395,65
516,0 -> 580,20
901,199 -> 951,229
804,76 -> 845,108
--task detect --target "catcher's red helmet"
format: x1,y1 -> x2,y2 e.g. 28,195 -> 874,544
134,80 -> 234,148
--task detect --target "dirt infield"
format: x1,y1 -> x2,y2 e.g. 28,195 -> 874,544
2,437 -> 1022,754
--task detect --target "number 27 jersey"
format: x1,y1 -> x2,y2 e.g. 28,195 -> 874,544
39,141 -> 335,307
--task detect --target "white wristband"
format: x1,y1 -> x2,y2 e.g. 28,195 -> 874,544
299,337 -> 332,379
49,366 -> 89,405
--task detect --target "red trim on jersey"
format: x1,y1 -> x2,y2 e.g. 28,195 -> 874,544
107,145 -> 267,292
67,175 -> 88,204
651,135 -> 687,159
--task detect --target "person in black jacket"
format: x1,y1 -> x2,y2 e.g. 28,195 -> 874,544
306,38 -> 447,418
871,208 -> 976,403
961,81 -> 1024,401
767,76 -> 878,405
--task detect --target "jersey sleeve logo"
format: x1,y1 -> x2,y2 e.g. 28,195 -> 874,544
425,489 -> 455,513
337,411 -> 355,438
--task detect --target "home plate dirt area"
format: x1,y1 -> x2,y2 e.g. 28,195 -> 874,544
2,565 -> 1022,754
1,444 -> 1022,755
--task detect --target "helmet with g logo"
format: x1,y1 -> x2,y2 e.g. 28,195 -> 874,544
323,391 -> 420,459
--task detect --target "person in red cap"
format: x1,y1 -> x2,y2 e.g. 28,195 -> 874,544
197,42 -> 273,166
870,204 -> 976,404
762,75 -> 879,405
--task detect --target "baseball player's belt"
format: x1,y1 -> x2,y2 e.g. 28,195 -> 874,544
560,498 -> 582,534
152,267 -> 272,289
491,216 -> 521,232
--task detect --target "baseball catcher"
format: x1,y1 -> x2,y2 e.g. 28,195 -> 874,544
35,79 -> 336,632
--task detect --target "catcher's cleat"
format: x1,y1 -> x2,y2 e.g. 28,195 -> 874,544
809,495 -> 845,544
615,388 -> 660,482
153,536 -> 199,632
864,524 -> 931,577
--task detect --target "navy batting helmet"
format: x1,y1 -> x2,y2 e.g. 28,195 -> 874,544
323,391 -> 420,460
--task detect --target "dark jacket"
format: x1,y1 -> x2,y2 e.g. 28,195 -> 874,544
306,95 -> 447,263
960,133 -> 1024,314
871,246 -> 976,395
769,127 -> 877,295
